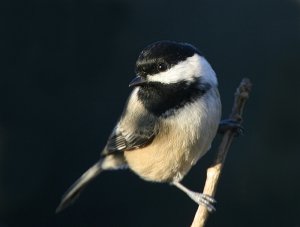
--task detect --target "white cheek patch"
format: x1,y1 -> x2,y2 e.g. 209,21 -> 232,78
147,54 -> 218,86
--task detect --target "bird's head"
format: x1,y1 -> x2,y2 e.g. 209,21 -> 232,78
129,40 -> 218,116
129,40 -> 217,88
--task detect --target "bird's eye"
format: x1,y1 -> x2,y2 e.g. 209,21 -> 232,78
157,62 -> 167,72
138,66 -> 147,76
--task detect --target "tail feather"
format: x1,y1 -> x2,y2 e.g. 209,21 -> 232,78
56,153 -> 127,213
56,161 -> 103,213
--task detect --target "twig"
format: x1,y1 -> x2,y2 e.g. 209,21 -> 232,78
191,78 -> 252,227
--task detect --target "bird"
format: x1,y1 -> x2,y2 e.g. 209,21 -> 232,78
56,40 -> 222,213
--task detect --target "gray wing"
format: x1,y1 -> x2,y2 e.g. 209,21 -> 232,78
104,115 -> 157,154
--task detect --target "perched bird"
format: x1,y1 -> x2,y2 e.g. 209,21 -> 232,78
56,40 -> 222,213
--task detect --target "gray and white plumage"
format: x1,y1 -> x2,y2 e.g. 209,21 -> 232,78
56,40 -> 221,213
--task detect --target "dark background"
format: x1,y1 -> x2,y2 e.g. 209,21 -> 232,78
0,0 -> 300,226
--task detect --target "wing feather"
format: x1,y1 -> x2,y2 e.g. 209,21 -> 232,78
104,117 -> 157,154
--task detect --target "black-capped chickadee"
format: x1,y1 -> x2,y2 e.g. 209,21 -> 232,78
56,40 -> 222,213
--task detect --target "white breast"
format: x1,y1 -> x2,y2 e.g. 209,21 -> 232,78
124,88 -> 221,183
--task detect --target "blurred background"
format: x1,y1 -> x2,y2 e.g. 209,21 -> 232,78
0,0 -> 300,226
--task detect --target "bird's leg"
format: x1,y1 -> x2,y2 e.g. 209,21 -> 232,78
218,119 -> 244,136
172,182 -> 216,212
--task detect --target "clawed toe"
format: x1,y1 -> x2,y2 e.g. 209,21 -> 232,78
218,119 -> 244,136
201,194 -> 216,203
195,193 -> 216,212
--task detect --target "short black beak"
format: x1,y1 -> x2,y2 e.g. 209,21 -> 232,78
129,76 -> 147,87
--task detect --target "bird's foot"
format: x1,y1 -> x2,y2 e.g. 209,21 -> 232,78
218,119 -> 244,136
172,182 -> 216,212
188,191 -> 216,212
